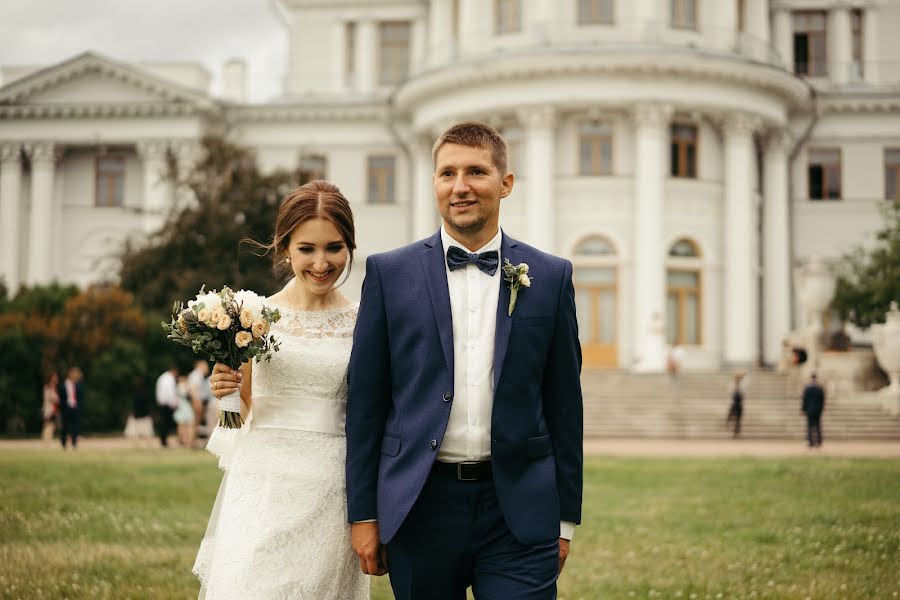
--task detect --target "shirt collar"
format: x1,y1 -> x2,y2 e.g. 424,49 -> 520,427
440,225 -> 502,257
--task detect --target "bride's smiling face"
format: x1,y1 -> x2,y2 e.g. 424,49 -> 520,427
286,217 -> 350,296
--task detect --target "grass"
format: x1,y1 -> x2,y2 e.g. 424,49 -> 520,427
0,450 -> 898,599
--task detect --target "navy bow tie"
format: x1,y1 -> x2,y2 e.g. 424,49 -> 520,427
446,246 -> 500,276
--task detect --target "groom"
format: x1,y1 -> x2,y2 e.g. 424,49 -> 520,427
346,121 -> 583,599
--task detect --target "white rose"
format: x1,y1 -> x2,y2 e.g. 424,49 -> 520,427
518,263 -> 529,273
235,331 -> 253,348
240,307 -> 254,329
519,273 -> 531,287
233,290 -> 264,314
217,314 -> 232,330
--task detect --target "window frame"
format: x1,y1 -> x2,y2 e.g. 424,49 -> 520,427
377,21 -> 411,86
495,0 -> 522,35
792,10 -> 828,77
345,22 -> 356,86
578,121 -> 614,176
885,148 -> 900,200
670,123 -> 699,179
367,154 -> 397,205
851,8 -> 864,79
298,154 -> 328,186
807,147 -> 842,201
666,267 -> 703,346
578,0 -> 614,25
95,155 -> 126,208
670,0 -> 698,31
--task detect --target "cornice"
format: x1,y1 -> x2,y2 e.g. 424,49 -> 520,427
818,91 -> 900,114
229,102 -> 389,123
0,102 -> 207,119
396,46 -> 813,114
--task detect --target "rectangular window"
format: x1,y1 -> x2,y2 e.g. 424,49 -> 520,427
495,0 -> 522,35
885,149 -> 900,200
670,0 -> 697,30
670,124 -> 698,179
851,9 -> 864,80
578,0 -> 614,25
578,122 -> 613,176
737,0 -> 746,33
96,156 -> 125,207
299,154 -> 327,185
345,22 -> 356,84
378,21 -> 411,85
667,269 -> 702,345
808,148 -> 841,200
793,11 -> 827,76
368,155 -> 396,204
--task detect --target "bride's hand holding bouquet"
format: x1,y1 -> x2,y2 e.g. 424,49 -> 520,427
163,286 -> 281,428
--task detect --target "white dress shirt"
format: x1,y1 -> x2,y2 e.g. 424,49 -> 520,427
155,371 -> 179,409
437,226 -> 576,541
437,226 -> 502,463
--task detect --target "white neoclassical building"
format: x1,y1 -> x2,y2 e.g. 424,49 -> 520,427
2,0 -> 899,372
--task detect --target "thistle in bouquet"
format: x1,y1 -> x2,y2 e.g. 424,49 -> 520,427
163,286 -> 281,428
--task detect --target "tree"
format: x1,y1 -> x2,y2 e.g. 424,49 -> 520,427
832,201 -> 900,328
119,135 -> 298,313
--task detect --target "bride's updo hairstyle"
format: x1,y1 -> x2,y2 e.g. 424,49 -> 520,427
270,180 -> 357,284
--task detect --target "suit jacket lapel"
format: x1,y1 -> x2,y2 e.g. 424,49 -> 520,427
493,233 -> 520,391
420,232 -> 454,376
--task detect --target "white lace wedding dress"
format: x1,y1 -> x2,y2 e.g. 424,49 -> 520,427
193,303 -> 368,600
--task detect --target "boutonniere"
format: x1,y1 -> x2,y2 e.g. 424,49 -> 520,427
502,259 -> 532,316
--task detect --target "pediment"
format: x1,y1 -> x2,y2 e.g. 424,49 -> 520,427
0,51 -> 216,111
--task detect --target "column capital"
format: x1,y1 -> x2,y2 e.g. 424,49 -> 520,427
631,103 -> 674,128
763,129 -> 792,154
24,141 -> 57,165
0,142 -> 22,164
722,112 -> 762,137
517,105 -> 557,129
136,139 -> 169,161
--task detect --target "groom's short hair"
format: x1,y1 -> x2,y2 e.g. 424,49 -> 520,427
432,121 -> 509,176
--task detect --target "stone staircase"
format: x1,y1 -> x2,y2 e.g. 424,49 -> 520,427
582,370 -> 900,440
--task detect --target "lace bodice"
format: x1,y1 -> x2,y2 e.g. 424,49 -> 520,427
248,303 -> 357,435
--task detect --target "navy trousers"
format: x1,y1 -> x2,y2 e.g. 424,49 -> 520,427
386,467 -> 559,600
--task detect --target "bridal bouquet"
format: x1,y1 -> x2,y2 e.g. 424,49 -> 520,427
163,286 -> 281,428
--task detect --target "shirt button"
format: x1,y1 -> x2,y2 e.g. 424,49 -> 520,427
430,439 -> 437,450
443,392 -> 452,402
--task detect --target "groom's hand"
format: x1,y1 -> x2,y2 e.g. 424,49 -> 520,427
351,522 -> 388,576
558,538 -> 571,574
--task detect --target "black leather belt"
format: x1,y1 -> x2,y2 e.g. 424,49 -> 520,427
433,460 -> 493,481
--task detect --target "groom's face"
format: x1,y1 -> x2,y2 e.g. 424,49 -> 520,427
433,143 -> 513,242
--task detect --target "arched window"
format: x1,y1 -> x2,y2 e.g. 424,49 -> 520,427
573,235 -> 618,367
666,238 -> 702,345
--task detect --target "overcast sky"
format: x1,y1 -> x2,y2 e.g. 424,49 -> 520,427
0,0 -> 288,102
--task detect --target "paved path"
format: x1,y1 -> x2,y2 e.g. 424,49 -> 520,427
2,437 -> 899,458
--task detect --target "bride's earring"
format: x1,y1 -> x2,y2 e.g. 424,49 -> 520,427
285,257 -> 290,263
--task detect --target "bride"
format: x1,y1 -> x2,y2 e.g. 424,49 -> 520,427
193,180 -> 369,599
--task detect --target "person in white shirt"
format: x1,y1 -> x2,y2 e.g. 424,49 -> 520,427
155,365 -> 179,447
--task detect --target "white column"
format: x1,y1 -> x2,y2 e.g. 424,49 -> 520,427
428,0 -> 454,66
828,6 -> 852,85
746,0 -> 771,62
763,131 -> 791,366
171,139 -> 201,211
25,142 -> 56,286
0,143 -> 23,293
355,19 -> 377,93
632,103 -> 671,373
528,0 -> 555,43
717,0 -> 739,52
459,0 -> 487,56
863,7 -> 879,84
332,20 -> 348,93
412,134 -> 437,240
723,114 -> 759,365
518,106 -> 556,252
771,7 -> 793,70
411,17 -> 427,75
137,140 -> 171,233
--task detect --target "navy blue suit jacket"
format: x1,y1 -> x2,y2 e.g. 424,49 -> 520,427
346,231 -> 583,545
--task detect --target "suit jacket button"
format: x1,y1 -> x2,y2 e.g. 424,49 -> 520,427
430,439 -> 437,450
443,392 -> 452,402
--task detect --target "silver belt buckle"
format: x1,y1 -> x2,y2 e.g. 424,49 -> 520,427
457,461 -> 479,481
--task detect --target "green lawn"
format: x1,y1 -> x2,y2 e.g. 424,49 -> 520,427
1,449 -> 898,599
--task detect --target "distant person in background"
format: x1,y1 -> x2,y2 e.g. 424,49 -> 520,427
124,376 -> 155,447
726,370 -> 748,438
174,374 -> 196,448
57,367 -> 85,449
802,373 -> 826,448
187,360 -> 212,436
666,345 -> 684,384
155,365 -> 179,448
41,372 -> 59,443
